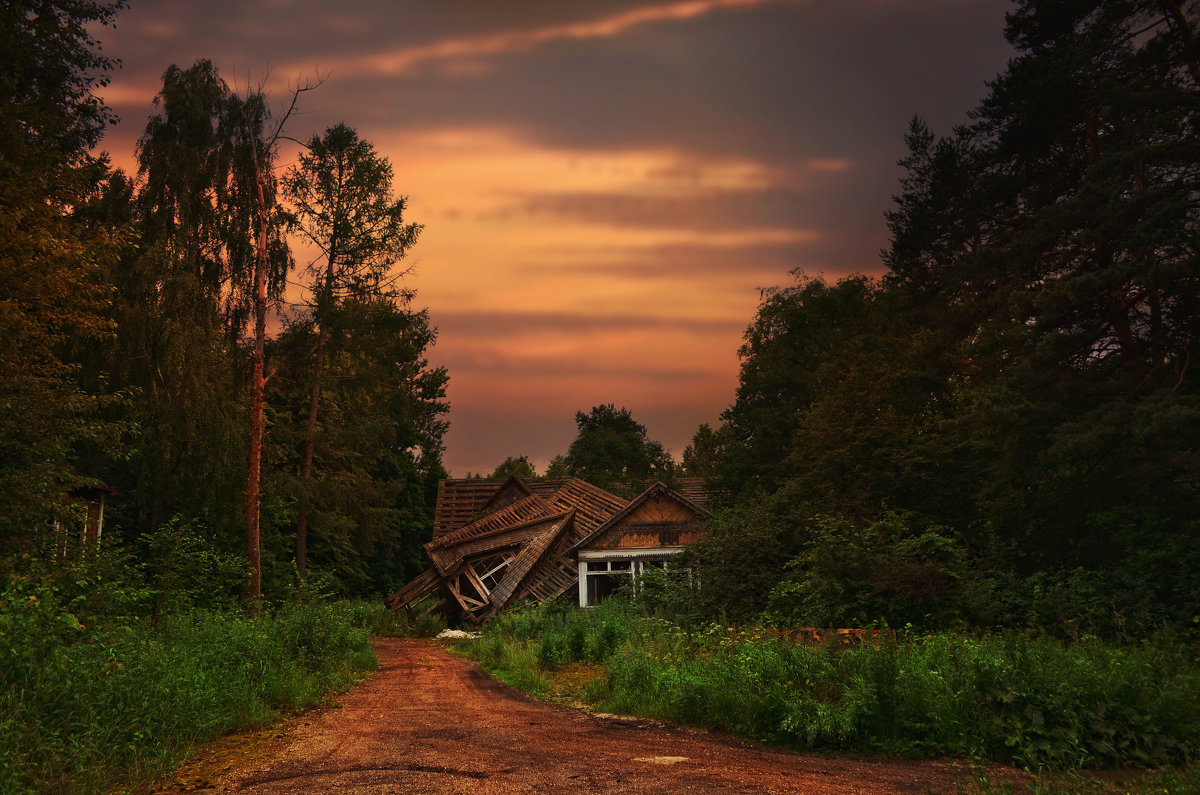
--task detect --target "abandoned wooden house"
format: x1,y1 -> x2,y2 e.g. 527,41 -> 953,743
385,476 -> 711,622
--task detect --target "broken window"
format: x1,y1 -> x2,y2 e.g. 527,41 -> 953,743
466,551 -> 516,597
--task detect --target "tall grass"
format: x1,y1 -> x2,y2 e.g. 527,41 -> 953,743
0,587 -> 383,793
460,600 -> 1200,772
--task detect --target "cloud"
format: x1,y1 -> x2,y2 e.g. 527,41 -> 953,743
283,0 -> 802,79
432,309 -> 746,336
510,188 -> 814,233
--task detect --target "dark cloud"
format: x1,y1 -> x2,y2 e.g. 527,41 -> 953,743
523,236 -> 878,283
432,309 -> 745,335
102,1 -> 1013,161
438,353 -> 720,383
508,188 -> 811,232
300,1 -> 1013,160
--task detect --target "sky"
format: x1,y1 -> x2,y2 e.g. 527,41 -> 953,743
94,0 -> 1017,476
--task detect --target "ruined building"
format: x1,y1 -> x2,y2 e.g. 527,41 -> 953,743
385,476 -> 710,622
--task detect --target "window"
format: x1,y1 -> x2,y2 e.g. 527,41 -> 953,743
469,553 -> 512,593
583,559 -> 633,605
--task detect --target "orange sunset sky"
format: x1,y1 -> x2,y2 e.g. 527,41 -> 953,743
93,0 -> 1016,475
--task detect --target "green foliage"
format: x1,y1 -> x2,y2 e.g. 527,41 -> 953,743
141,519 -> 250,616
560,404 -> 674,497
490,455 -> 537,479
269,121 -> 445,594
601,630 -> 1200,771
413,610 -> 448,638
282,121 -> 421,307
762,513 -> 968,629
266,298 -> 448,595
691,0 -> 1200,636
681,422 -> 729,480
137,59 -> 291,336
461,604 -> 1200,773
0,580 -> 375,793
0,0 -> 126,551
338,600 -> 412,638
684,499 -> 806,623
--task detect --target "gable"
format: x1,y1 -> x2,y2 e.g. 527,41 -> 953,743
479,477 -> 534,514
432,478 -> 509,538
573,482 -> 711,552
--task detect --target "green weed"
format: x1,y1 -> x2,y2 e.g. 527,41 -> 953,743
0,580 -> 378,793
458,600 -> 1200,775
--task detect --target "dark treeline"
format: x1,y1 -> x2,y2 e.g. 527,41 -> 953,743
1,0 -> 448,602
676,0 -> 1200,636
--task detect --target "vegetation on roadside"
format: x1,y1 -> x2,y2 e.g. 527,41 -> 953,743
459,599 -> 1200,778
0,549 -> 413,794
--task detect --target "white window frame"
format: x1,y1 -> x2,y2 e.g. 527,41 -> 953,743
576,547 -> 683,607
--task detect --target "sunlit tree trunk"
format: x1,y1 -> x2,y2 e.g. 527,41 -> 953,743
245,137 -> 268,609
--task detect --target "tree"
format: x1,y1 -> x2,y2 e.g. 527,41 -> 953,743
560,404 -> 673,495
77,169 -> 247,541
544,455 -> 570,478
681,423 -> 727,480
884,0 -> 1200,576
0,0 -> 125,554
281,123 -> 422,583
136,60 -> 298,602
266,298 -> 448,594
490,456 -> 537,479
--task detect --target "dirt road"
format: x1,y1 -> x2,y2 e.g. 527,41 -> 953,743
171,638 -> 999,794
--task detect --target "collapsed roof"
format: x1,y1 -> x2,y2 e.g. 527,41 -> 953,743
385,476 -> 710,622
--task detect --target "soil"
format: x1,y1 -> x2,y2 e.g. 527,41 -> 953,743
151,638 -> 1033,794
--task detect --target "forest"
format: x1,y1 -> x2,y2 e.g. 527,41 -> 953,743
675,0 -> 1200,638
1,0 -> 1198,790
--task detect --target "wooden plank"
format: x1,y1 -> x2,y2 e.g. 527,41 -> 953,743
385,567 -> 442,610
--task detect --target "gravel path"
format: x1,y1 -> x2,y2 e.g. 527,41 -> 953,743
171,638 -> 1000,794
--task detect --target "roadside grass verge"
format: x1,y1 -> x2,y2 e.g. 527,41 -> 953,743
456,599 -> 1200,778
0,590 -> 390,794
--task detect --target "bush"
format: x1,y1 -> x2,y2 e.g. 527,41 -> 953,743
0,578 -> 376,793
413,610 -> 447,638
600,630 -> 1200,771
338,600 -> 411,637
459,601 -> 1200,773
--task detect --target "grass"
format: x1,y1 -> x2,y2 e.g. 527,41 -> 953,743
457,599 -> 1200,782
0,591 -> 392,794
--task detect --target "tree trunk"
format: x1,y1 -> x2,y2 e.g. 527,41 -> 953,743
246,142 -> 268,611
295,321 -> 328,585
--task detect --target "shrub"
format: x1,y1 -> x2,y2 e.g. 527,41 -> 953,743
459,601 -> 1200,773
0,578 -> 376,793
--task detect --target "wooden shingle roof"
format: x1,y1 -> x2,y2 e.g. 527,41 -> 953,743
547,479 -> 629,540
432,477 -> 577,539
427,494 -> 554,555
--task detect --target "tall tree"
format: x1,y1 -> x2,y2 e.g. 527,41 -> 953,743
884,0 -> 1200,573
267,297 -> 448,594
135,61 -> 295,602
281,123 -> 422,583
0,0 -> 124,554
